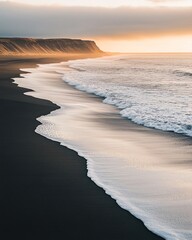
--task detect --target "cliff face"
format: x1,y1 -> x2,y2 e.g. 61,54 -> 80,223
0,38 -> 103,55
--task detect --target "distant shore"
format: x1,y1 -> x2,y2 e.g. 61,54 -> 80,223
0,38 -> 103,55
0,55 -> 164,240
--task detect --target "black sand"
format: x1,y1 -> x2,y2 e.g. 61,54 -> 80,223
0,56 -> 165,240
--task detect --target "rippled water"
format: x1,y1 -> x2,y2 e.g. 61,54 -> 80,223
62,54 -> 192,137
13,53 -> 192,240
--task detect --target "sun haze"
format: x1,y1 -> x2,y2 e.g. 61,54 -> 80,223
1,0 -> 192,7
0,0 -> 192,52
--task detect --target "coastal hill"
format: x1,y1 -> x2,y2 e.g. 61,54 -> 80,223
0,38 -> 103,55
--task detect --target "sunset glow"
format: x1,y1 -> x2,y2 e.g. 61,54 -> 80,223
2,0 -> 192,7
0,0 -> 192,52
98,35 -> 192,53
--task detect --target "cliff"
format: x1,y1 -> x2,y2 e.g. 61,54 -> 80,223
0,38 -> 103,55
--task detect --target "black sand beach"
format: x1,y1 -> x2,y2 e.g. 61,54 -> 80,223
0,56 -> 165,240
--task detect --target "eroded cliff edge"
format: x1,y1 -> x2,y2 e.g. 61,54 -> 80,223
0,38 -> 103,55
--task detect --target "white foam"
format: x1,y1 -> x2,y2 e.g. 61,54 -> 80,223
60,54 -> 192,137
13,54 -> 192,240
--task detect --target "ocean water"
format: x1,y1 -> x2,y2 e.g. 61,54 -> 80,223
14,54 -> 192,240
63,54 -> 192,137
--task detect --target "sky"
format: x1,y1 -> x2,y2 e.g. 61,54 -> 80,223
1,0 -> 192,7
0,0 -> 192,52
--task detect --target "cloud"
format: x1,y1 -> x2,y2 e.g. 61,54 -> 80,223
149,0 -> 175,2
148,0 -> 189,5
0,2 -> 192,40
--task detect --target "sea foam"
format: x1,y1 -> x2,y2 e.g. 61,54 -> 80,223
13,54 -> 192,240
60,54 -> 192,137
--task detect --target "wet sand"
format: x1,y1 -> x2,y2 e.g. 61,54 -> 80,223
0,56 -> 164,240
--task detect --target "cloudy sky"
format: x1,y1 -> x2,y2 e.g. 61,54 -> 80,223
1,0 -> 192,7
0,0 -> 192,52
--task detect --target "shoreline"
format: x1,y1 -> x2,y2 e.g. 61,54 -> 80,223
15,56 -> 192,240
0,56 -> 165,240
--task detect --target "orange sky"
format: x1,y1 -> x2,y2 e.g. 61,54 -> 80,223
97,35 -> 192,53
0,1 -> 192,52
